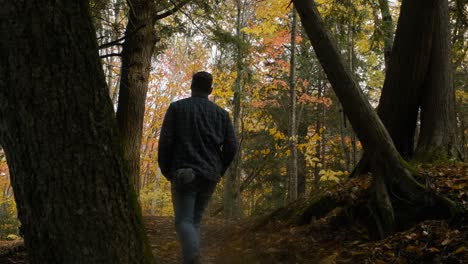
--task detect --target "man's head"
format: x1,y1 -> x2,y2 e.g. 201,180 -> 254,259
191,71 -> 213,95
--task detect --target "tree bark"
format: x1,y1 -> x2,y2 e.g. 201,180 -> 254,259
415,0 -> 458,161
0,1 -> 154,263
376,0 -> 438,158
116,0 -> 158,193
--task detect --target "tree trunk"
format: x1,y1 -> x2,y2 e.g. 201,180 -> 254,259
116,0 -> 158,193
313,82 -> 324,190
352,0 -> 455,178
376,0 -> 438,158
0,1 -> 154,262
459,101 -> 467,159
346,5 -> 358,168
297,120 -> 308,196
288,8 -> 299,201
351,0 -> 441,176
339,109 -> 351,171
377,0 -> 394,70
415,0 -> 458,161
293,0 -> 461,237
224,0 -> 245,219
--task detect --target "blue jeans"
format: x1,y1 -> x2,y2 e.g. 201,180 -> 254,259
171,175 -> 217,263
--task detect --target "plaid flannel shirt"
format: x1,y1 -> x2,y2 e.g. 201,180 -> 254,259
158,95 -> 238,182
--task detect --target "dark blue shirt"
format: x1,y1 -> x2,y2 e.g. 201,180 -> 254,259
158,95 -> 238,182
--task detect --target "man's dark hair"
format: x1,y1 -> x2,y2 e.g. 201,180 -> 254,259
191,71 -> 213,94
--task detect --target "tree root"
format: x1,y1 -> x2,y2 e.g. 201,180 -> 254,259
255,176 -> 372,229
257,162 -> 466,240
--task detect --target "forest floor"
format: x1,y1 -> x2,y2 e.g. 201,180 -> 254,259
0,163 -> 467,263
1,214 -> 466,263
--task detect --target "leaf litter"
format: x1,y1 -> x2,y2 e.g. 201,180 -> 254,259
0,163 -> 466,263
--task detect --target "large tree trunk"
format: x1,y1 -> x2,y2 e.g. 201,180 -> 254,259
351,0 -> 444,176
353,0 -> 459,174
116,0 -> 158,193
0,1 -> 154,263
376,0 -> 438,158
415,0 -> 459,161
293,0 -> 461,237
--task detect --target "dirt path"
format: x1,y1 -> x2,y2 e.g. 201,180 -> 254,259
144,215 -> 365,264
145,216 -> 261,264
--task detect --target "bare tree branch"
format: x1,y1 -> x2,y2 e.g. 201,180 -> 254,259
153,0 -> 191,21
98,24 -> 147,50
99,36 -> 126,49
100,53 -> 122,58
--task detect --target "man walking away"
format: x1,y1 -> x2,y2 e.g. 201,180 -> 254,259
158,71 -> 238,264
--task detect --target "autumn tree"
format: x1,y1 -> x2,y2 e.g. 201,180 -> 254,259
0,1 -> 154,262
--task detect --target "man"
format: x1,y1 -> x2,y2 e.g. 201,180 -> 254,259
158,71 -> 238,263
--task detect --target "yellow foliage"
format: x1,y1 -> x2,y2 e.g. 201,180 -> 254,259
456,90 -> 468,103
0,161 -> 19,238
243,0 -> 291,38
139,177 -> 174,216
6,234 -> 20,240
319,169 -> 349,182
211,70 -> 237,108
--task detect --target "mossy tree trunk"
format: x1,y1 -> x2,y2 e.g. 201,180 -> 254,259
0,1 -> 154,263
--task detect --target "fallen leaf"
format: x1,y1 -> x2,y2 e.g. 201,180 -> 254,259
452,246 -> 467,255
